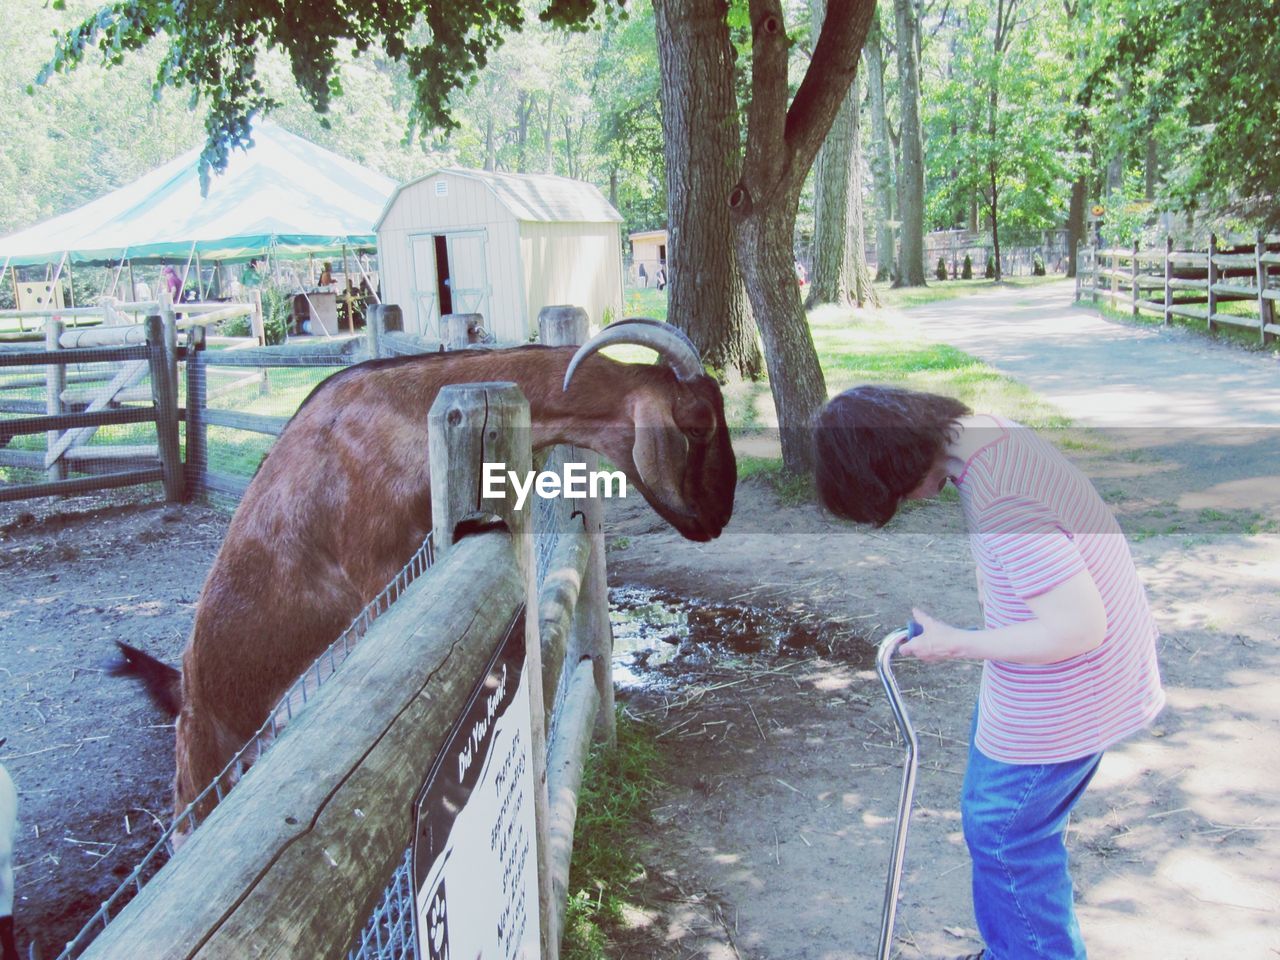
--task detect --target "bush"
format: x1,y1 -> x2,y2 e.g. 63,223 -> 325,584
984,255 -> 996,279
962,254 -> 973,280
1033,254 -> 1046,276
218,284 -> 289,344
935,257 -> 949,281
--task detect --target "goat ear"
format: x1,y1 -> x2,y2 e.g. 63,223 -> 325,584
628,391 -> 687,508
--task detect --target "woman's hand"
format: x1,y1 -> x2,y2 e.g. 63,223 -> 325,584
899,608 -> 974,662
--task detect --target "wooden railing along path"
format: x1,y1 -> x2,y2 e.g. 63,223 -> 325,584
1076,233 -> 1280,345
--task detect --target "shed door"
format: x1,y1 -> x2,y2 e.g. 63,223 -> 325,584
445,231 -> 490,321
409,235 -> 441,339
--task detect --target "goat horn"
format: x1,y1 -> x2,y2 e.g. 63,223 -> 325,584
563,317 -> 705,391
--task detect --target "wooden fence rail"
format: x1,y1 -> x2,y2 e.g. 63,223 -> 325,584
1076,233 -> 1280,345
77,310 -> 616,960
0,316 -> 182,503
60,300 -> 614,960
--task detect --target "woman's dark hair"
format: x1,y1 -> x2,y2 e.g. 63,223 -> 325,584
813,386 -> 971,526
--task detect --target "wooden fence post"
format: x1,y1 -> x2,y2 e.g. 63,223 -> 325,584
365,303 -> 402,359
184,326 -> 208,501
1109,247 -> 1118,308
1163,235 -> 1174,326
1207,232 -> 1219,332
539,305 -> 616,749
1257,233 -> 1275,346
443,312 -> 483,350
1131,240 -> 1140,317
1090,244 -> 1099,304
250,289 -> 265,345
1070,240 -> 1080,300
44,318 -> 67,482
427,382 -> 557,960
146,316 -> 183,503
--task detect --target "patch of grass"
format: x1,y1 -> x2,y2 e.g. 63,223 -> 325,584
621,287 -> 669,323
1082,297 -> 1279,357
807,305 -> 1072,432
874,274 -> 1067,310
560,712 -> 662,960
737,455 -> 814,506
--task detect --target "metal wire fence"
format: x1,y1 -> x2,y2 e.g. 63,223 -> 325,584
50,345 -> 585,957
0,342 -> 168,502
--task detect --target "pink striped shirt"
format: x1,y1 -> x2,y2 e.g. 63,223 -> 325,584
954,416 -> 1165,764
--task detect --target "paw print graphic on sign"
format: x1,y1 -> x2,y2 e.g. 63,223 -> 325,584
426,879 -> 449,960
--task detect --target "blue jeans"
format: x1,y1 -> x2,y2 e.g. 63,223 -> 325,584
962,715 -> 1102,960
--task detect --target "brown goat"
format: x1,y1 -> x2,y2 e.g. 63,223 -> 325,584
118,321 -> 735,831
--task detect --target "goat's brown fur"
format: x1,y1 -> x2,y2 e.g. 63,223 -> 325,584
169,345 -> 735,824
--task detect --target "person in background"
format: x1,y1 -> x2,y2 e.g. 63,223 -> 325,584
240,259 -> 263,289
655,265 -> 667,291
638,261 -> 649,288
813,385 -> 1165,960
162,265 -> 183,303
318,261 -> 334,288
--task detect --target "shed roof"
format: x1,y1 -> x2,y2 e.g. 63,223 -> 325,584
376,168 -> 622,230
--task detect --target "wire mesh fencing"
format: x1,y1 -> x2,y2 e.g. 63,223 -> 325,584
53,437 -> 590,960
0,340 -> 169,503
184,343 -> 356,502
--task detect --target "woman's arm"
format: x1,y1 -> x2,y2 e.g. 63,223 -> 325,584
903,568 -> 1107,665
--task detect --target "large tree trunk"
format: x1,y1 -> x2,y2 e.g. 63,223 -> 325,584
654,0 -> 761,379
516,92 -> 532,173
989,163 -> 1003,281
863,7 -> 895,282
807,0 -> 857,308
729,0 -> 877,473
893,0 -> 927,286
846,73 -> 877,307
1066,174 -> 1086,277
483,112 -> 497,171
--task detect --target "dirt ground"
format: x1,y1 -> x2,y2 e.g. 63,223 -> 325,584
2,297 -> 1279,958
2,435 -> 1277,960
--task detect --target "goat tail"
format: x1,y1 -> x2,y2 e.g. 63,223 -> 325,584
107,642 -> 181,720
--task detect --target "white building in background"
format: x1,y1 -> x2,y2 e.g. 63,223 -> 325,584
375,169 -> 625,344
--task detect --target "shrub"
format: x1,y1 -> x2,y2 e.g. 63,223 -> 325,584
984,255 -> 996,279
935,257 -> 949,281
962,254 -> 973,280
1033,253 -> 1046,276
219,284 -> 289,344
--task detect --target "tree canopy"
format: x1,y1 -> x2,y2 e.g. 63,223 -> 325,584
38,0 -> 623,189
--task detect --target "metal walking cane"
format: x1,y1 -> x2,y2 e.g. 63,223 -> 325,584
874,620 -> 922,960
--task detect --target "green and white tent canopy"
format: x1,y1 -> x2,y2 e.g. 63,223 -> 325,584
0,122 -> 398,268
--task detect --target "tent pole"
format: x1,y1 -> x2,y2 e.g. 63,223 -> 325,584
355,253 -> 381,304
6,264 -> 23,335
67,261 -> 75,309
341,243 -> 353,332
196,250 -> 206,300
129,262 -> 136,305
181,242 -> 196,296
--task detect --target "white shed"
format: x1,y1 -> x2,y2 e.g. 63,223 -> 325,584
375,168 -> 625,343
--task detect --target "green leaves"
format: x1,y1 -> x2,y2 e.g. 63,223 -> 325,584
37,0 -> 608,189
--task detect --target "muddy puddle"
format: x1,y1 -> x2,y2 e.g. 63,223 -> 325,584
608,585 -> 871,688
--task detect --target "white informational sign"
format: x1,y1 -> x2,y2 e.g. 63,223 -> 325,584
413,609 -> 540,960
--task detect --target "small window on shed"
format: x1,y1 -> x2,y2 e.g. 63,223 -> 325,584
434,179 -> 448,197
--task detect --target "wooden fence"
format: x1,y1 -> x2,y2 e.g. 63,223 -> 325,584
0,292 -> 269,504
1076,233 -> 1280,345
62,305 -> 613,960
0,316 -> 182,503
